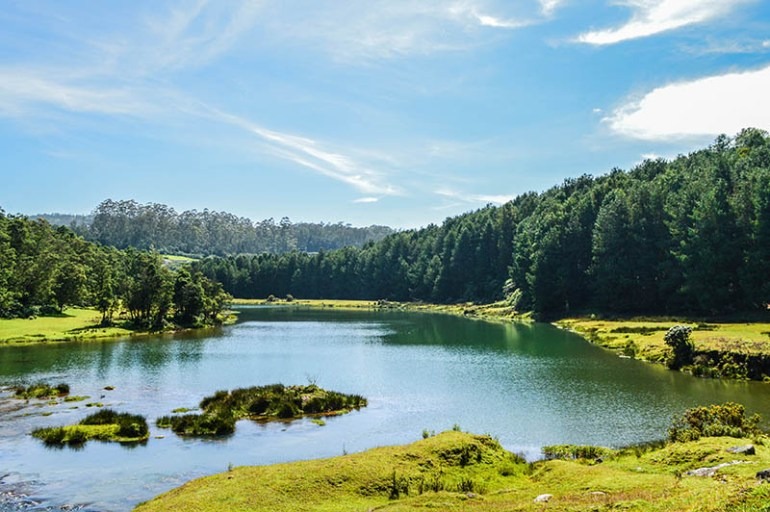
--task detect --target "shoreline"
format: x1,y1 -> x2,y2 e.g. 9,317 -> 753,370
0,307 -> 237,347
234,298 -> 770,382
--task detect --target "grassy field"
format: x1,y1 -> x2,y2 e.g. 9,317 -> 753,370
0,308 -> 134,344
556,317 -> 770,364
135,430 -> 770,512
232,298 -> 381,308
232,298 -> 531,322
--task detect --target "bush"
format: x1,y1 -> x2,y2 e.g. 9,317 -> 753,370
668,402 -> 761,443
32,426 -> 66,445
664,325 -> 695,370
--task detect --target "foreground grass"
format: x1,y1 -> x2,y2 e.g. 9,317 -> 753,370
556,317 -> 770,364
135,430 -> 770,512
0,308 -> 133,344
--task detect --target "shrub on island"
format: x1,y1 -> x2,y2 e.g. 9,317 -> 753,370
14,382 -> 70,399
32,409 -> 149,446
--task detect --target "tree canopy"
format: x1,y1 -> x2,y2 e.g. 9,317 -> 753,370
193,129 -> 770,318
0,212 -> 230,327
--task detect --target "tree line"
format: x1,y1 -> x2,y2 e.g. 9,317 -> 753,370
194,129 -> 770,319
37,201 -> 393,256
0,212 -> 231,327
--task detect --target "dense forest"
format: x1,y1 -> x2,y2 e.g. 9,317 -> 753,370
0,213 -> 231,327
36,201 -> 393,255
194,129 -> 770,319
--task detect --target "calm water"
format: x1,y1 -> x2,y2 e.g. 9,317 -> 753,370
2,306 -> 770,511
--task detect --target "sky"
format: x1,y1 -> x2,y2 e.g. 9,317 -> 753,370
2,0 -> 770,228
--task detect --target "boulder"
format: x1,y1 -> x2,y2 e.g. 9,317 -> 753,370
727,445 -> 755,455
757,469 -> 770,481
534,494 -> 553,503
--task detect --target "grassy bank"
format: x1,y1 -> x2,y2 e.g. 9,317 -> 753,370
0,308 -> 134,344
232,297 -> 529,322
136,428 -> 770,512
0,307 -> 236,346
556,317 -> 770,379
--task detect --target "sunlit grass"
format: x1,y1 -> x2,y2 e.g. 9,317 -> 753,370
135,431 -> 770,512
556,317 -> 770,363
0,308 -> 133,344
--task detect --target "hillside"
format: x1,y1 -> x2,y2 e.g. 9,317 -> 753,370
195,129 -> 770,319
35,201 -> 394,256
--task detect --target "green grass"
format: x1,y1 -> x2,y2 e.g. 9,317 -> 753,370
13,382 -> 69,399
135,430 -> 770,512
157,384 -> 367,437
0,308 -> 134,344
32,409 -> 150,445
556,317 -> 770,363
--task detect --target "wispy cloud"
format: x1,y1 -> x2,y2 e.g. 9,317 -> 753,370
0,68 -> 160,118
353,197 -> 380,204
605,63 -> 770,140
577,0 -> 750,45
264,1 -> 533,61
436,188 -> 513,205
539,0 -> 565,16
202,107 -> 401,196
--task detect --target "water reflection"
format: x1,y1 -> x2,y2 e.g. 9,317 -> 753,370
1,307 -> 770,511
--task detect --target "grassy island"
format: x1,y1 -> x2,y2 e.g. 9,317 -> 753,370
13,381 -> 70,399
136,404 -> 770,512
32,409 -> 149,446
156,384 -> 367,437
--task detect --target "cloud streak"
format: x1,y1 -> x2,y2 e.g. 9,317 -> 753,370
606,64 -> 770,140
577,0 -> 749,45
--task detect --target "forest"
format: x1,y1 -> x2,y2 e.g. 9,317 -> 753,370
37,201 -> 393,255
0,213 -> 231,327
193,129 -> 770,319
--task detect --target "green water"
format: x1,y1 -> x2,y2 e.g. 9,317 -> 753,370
1,306 -> 769,511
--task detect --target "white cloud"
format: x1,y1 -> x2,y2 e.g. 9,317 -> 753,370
353,197 -> 380,203
539,0 -> 565,16
0,69 -> 159,118
606,64 -> 770,140
436,188 -> 513,205
203,107 -> 401,196
266,1 -> 532,61
577,0 -> 749,45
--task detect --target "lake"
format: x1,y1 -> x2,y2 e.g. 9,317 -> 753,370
2,306 -> 770,511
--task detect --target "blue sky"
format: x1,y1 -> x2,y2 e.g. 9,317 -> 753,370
2,0 -> 770,228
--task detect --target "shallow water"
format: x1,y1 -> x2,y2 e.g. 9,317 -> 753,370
2,306 -> 769,511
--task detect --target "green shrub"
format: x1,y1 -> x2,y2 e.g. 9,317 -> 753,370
668,402 -> 761,443
664,325 -> 694,370
32,426 -> 66,445
542,444 -> 614,461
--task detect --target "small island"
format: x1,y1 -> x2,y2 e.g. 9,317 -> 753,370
157,383 -> 367,436
32,409 -> 150,446
13,382 -> 70,400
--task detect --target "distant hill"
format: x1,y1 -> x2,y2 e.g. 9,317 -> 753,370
33,213 -> 93,229
34,201 -> 394,256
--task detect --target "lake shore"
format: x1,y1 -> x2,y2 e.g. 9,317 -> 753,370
135,429 -> 770,512
0,307 -> 235,346
235,298 -> 770,381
